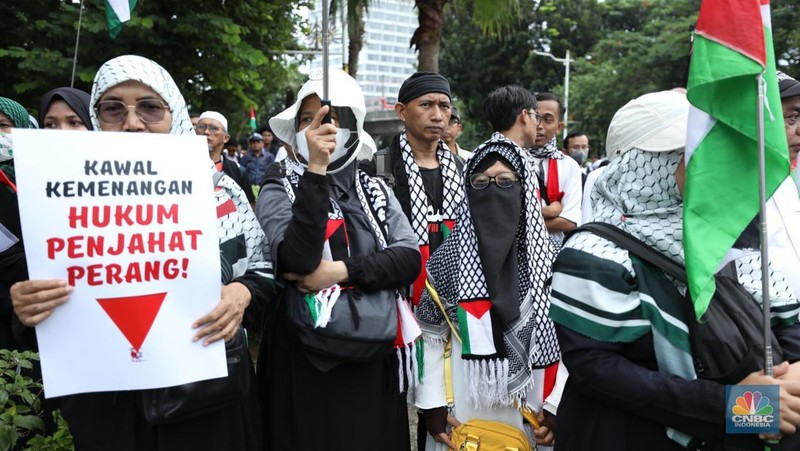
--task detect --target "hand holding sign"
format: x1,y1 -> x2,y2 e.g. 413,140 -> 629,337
193,281 -> 251,346
10,279 -> 72,326
12,129 -> 225,397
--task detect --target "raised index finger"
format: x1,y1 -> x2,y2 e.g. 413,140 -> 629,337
308,105 -> 330,131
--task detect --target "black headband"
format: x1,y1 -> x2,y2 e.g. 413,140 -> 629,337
778,71 -> 800,99
398,72 -> 451,104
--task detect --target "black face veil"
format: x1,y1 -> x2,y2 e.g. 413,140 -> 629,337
468,153 -> 523,324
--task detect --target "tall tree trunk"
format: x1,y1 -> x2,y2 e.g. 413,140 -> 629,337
347,3 -> 365,77
411,0 -> 447,72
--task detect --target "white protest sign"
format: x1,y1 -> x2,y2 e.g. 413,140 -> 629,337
13,129 -> 226,397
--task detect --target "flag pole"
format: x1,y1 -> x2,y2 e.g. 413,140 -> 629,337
70,0 -> 85,88
756,71 -> 774,377
321,0 -> 332,124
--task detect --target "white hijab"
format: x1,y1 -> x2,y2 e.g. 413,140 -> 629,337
89,55 -> 193,136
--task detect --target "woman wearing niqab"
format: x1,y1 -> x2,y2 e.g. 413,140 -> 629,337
415,131 -> 561,450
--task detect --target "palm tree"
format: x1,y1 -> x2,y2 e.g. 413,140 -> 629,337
411,0 -> 523,72
331,0 -> 369,78
334,0 -> 523,75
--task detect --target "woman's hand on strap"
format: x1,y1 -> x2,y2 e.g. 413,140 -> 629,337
10,279 -> 72,326
283,259 -> 348,294
193,281 -> 251,346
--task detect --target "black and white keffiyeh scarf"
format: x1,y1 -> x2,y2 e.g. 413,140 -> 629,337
527,136 -> 564,160
416,132 -> 560,408
528,136 -> 567,253
400,131 -> 462,244
398,130 -> 463,305
282,163 -> 422,391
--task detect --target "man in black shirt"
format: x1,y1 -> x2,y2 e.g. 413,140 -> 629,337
373,72 -> 464,307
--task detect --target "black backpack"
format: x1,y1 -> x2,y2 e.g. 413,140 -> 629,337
574,222 -> 783,385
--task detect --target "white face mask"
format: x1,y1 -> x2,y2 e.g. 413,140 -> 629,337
294,127 -> 359,173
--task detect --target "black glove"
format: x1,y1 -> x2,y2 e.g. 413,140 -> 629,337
541,409 -> 557,432
421,406 -> 449,436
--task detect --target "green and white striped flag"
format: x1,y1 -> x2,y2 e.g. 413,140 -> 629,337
106,0 -> 137,39
684,0 -> 790,318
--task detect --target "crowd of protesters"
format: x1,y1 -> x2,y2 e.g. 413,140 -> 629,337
2,53 -> 800,451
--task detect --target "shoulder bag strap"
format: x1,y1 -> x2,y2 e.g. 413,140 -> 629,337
425,279 -> 459,407
574,222 -> 687,283
425,279 -> 538,426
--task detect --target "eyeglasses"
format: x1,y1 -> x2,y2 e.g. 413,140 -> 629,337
95,99 -> 168,124
469,171 -> 519,189
195,123 -> 222,133
538,113 -> 559,125
526,110 -> 543,124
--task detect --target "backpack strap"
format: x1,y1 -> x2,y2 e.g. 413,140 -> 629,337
573,222 -> 687,283
373,147 -> 396,188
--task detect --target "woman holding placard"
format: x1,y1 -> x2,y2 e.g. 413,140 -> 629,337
10,55 -> 270,451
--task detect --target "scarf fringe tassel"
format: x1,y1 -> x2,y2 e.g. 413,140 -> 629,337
396,340 -> 419,393
463,358 -> 513,408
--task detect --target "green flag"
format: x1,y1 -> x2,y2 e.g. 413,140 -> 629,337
106,0 -> 137,39
684,0 -> 789,318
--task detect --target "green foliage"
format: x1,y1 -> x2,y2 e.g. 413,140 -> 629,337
0,350 -> 73,451
442,0 -> 797,157
567,0 -> 698,155
25,411 -> 74,451
0,349 -> 42,450
0,0 -> 310,139
772,0 -> 800,77
440,1 -> 553,149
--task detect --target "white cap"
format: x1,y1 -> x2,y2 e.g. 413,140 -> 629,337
605,90 -> 689,161
199,111 -> 228,132
269,68 -> 376,157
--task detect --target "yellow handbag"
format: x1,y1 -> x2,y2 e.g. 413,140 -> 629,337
450,418 -> 532,451
426,280 -> 535,451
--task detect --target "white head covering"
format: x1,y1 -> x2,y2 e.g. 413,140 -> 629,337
269,68 -> 377,160
89,55 -> 193,136
605,90 -> 689,161
199,111 -> 228,132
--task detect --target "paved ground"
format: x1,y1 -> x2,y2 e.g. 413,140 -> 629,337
409,405 -> 419,451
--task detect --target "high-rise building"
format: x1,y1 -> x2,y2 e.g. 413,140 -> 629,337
308,0 -> 418,112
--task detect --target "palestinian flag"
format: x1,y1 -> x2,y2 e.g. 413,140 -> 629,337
106,0 -> 137,39
249,106 -> 257,132
457,300 -> 498,357
684,0 -> 789,317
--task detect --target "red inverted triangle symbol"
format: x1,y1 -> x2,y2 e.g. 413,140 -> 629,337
461,299 -> 492,319
97,292 -> 167,352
